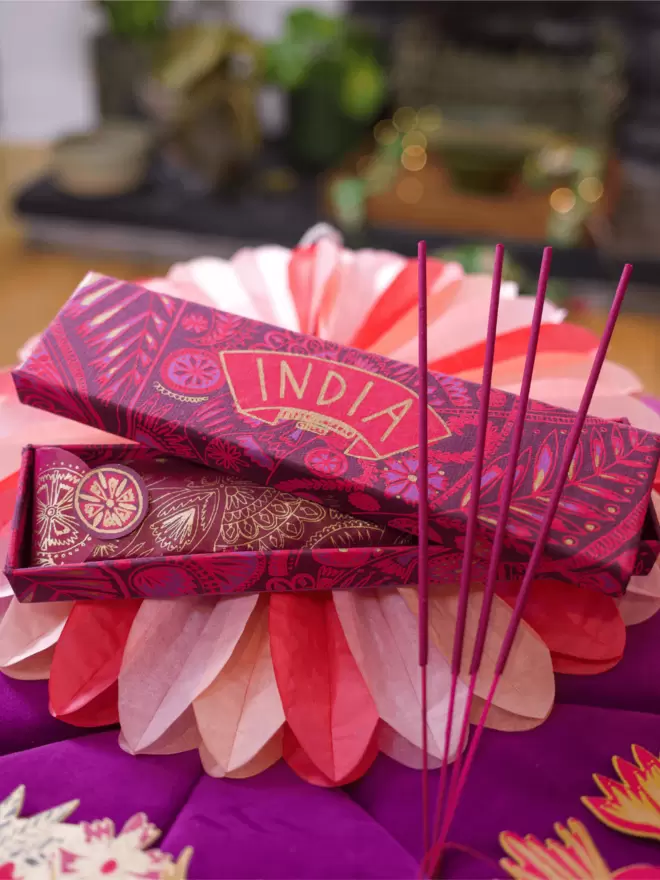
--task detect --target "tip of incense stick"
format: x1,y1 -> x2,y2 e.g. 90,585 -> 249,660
418,240 -> 427,256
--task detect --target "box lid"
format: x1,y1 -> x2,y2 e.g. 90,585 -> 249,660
12,273 -> 660,594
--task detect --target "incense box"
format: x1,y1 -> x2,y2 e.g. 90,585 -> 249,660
9,272 -> 660,599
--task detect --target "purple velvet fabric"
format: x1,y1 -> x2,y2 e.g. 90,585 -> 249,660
2,613 -> 659,878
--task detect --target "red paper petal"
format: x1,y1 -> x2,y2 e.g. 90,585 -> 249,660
430,322 -> 599,377
287,244 -> 316,335
351,258 -> 446,351
498,579 -> 625,663
49,600 -> 141,726
0,471 -> 19,530
552,654 -> 622,675
57,682 -> 120,728
282,724 -> 378,787
269,593 -> 378,784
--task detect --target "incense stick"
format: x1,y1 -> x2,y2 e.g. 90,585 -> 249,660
418,240 -> 430,857
430,244 -> 505,851
426,262 -> 633,875
438,246 -> 553,835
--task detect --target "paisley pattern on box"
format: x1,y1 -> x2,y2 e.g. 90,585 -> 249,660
12,276 -> 660,595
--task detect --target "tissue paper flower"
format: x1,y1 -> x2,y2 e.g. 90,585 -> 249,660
0,226 -> 659,785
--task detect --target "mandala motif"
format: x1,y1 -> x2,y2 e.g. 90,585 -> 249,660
304,448 -> 348,477
74,465 -> 148,539
382,457 -> 445,504
160,349 -> 224,395
33,457 -> 91,565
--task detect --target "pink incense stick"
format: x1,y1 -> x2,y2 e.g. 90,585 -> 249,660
418,240 -> 430,856
430,244 -> 505,850
426,262 -> 633,875
439,246 -> 553,831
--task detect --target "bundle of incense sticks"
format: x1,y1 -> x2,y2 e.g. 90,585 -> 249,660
415,242 -> 633,877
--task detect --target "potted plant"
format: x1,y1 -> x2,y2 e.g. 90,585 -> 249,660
266,8 -> 386,171
95,0 -> 169,119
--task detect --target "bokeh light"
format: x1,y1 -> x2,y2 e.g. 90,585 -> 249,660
402,131 -> 427,150
578,176 -> 604,203
373,120 -> 398,146
549,187 -> 576,214
396,176 -> 424,204
393,107 -> 417,133
401,145 -> 427,172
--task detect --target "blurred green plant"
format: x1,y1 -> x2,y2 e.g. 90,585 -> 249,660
265,8 -> 385,122
98,0 -> 169,39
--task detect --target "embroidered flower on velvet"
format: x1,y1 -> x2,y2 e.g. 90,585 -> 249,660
382,457 -> 445,504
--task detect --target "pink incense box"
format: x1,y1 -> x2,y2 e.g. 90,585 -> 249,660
7,272 -> 660,601
4,443 -> 419,602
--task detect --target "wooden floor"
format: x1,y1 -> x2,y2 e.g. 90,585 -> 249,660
1,144 -> 659,394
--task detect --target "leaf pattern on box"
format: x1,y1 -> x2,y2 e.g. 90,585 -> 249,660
10,275 -> 660,600
76,283 -> 182,403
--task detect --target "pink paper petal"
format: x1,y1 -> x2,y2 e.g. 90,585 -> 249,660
389,296 -> 565,365
496,359 -> 642,401
0,369 -> 121,482
118,595 -> 258,754
333,589 -> 466,760
1,645 -> 55,680
357,260 -> 462,354
401,585 -> 555,720
627,561 -> 660,600
118,712 -> 201,755
617,592 -> 660,626
224,732 -> 284,778
194,597 -> 284,776
0,598 -> 72,668
377,723 -> 443,770
232,247 -> 299,330
543,394 -> 660,431
320,249 -> 405,344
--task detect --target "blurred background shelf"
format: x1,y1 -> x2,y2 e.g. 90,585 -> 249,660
2,0 -> 660,385
13,163 -> 660,300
